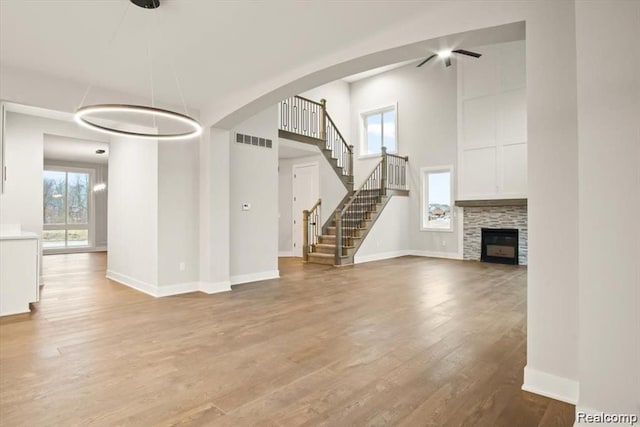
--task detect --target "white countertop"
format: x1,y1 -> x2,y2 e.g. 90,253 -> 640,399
0,231 -> 40,240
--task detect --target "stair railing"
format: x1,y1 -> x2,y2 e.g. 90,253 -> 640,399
302,198 -> 321,262
334,155 -> 384,264
279,95 -> 324,139
279,96 -> 353,178
386,152 -> 409,191
334,147 -> 409,263
324,106 -> 354,178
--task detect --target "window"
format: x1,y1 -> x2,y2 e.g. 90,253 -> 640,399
43,168 -> 93,250
421,166 -> 453,231
361,105 -> 397,156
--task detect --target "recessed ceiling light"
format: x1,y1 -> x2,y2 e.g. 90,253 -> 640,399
96,149 -> 106,154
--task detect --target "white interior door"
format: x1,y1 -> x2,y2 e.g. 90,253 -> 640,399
292,163 -> 319,257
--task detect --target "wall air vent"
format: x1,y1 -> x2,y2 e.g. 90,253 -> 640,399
235,132 -> 272,149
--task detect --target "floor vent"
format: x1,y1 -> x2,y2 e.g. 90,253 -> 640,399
235,132 -> 272,149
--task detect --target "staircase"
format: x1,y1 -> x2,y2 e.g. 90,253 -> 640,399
279,95 -> 409,266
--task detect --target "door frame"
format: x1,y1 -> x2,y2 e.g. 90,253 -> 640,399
42,164 -> 97,254
291,161 -> 320,257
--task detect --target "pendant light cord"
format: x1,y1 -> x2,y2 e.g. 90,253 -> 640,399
156,7 -> 189,116
77,0 -> 130,109
146,13 -> 157,129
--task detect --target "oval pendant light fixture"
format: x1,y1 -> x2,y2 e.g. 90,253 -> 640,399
75,104 -> 202,141
74,0 -> 202,141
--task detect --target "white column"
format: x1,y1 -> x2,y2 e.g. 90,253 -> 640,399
199,126 -> 231,293
575,0 -> 640,418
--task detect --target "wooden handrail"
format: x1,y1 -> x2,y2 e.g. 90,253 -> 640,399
341,158 -> 383,215
293,95 -> 324,107
308,198 -> 322,212
325,112 -> 352,154
302,198 -> 322,262
386,153 -> 409,161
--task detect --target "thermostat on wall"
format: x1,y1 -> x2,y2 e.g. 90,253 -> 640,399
242,203 -> 251,211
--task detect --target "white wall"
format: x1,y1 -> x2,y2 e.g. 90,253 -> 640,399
354,196 -> 410,263
522,1 -> 580,404
107,136 -> 158,290
157,141 -> 199,287
575,0 -> 640,419
349,61 -> 459,256
300,80 -> 351,140
42,158 -> 109,249
278,152 -> 348,255
230,106 -> 279,283
457,40 -> 527,200
0,111 -> 109,238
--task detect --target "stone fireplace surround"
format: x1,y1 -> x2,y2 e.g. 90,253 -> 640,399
457,201 -> 528,265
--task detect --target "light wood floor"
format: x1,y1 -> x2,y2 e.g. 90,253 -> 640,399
0,253 -> 574,426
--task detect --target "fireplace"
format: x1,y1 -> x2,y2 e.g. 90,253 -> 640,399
481,228 -> 519,265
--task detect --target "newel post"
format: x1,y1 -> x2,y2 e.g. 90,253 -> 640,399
320,98 -> 327,141
381,146 -> 388,196
348,144 -> 354,179
334,209 -> 342,266
302,209 -> 310,262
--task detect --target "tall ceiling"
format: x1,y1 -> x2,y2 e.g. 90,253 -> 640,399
0,0 -> 442,112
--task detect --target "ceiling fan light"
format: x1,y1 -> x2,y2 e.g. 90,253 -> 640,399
437,50 -> 452,58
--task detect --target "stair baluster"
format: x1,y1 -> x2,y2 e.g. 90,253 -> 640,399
302,198 -> 321,262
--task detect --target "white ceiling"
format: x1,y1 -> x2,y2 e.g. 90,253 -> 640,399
0,0 -> 442,111
44,134 -> 109,164
341,59 -> 419,83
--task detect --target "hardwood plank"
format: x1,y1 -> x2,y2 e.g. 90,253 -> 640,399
0,253 -> 574,426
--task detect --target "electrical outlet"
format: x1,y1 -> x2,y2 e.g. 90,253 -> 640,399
179,262 -> 186,272
442,240 -> 446,247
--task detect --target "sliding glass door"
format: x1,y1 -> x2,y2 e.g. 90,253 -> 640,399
43,168 -> 93,250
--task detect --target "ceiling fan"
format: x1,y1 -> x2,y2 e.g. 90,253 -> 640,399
416,49 -> 482,68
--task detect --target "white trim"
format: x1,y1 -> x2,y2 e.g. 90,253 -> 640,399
43,245 -> 107,255
409,250 -> 463,260
107,270 -> 233,297
278,251 -> 294,257
230,270 -> 280,286
292,161 -> 319,258
43,165 -> 97,252
198,280 -> 232,294
420,165 -> 455,232
106,270 -> 158,297
522,365 -> 579,405
156,282 -> 200,297
354,250 -> 412,264
359,102 -> 398,158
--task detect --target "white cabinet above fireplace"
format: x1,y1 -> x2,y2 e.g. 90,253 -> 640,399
457,40 -> 527,200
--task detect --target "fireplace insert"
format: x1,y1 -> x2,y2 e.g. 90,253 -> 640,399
481,228 -> 519,265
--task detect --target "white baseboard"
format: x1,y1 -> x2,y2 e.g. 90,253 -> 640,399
106,270 -> 159,297
354,250 -> 412,264
278,251 -> 294,257
156,281 -> 200,297
107,271 -> 232,297
409,250 -> 464,260
522,365 -> 579,404
230,270 -> 280,286
199,280 -> 232,294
